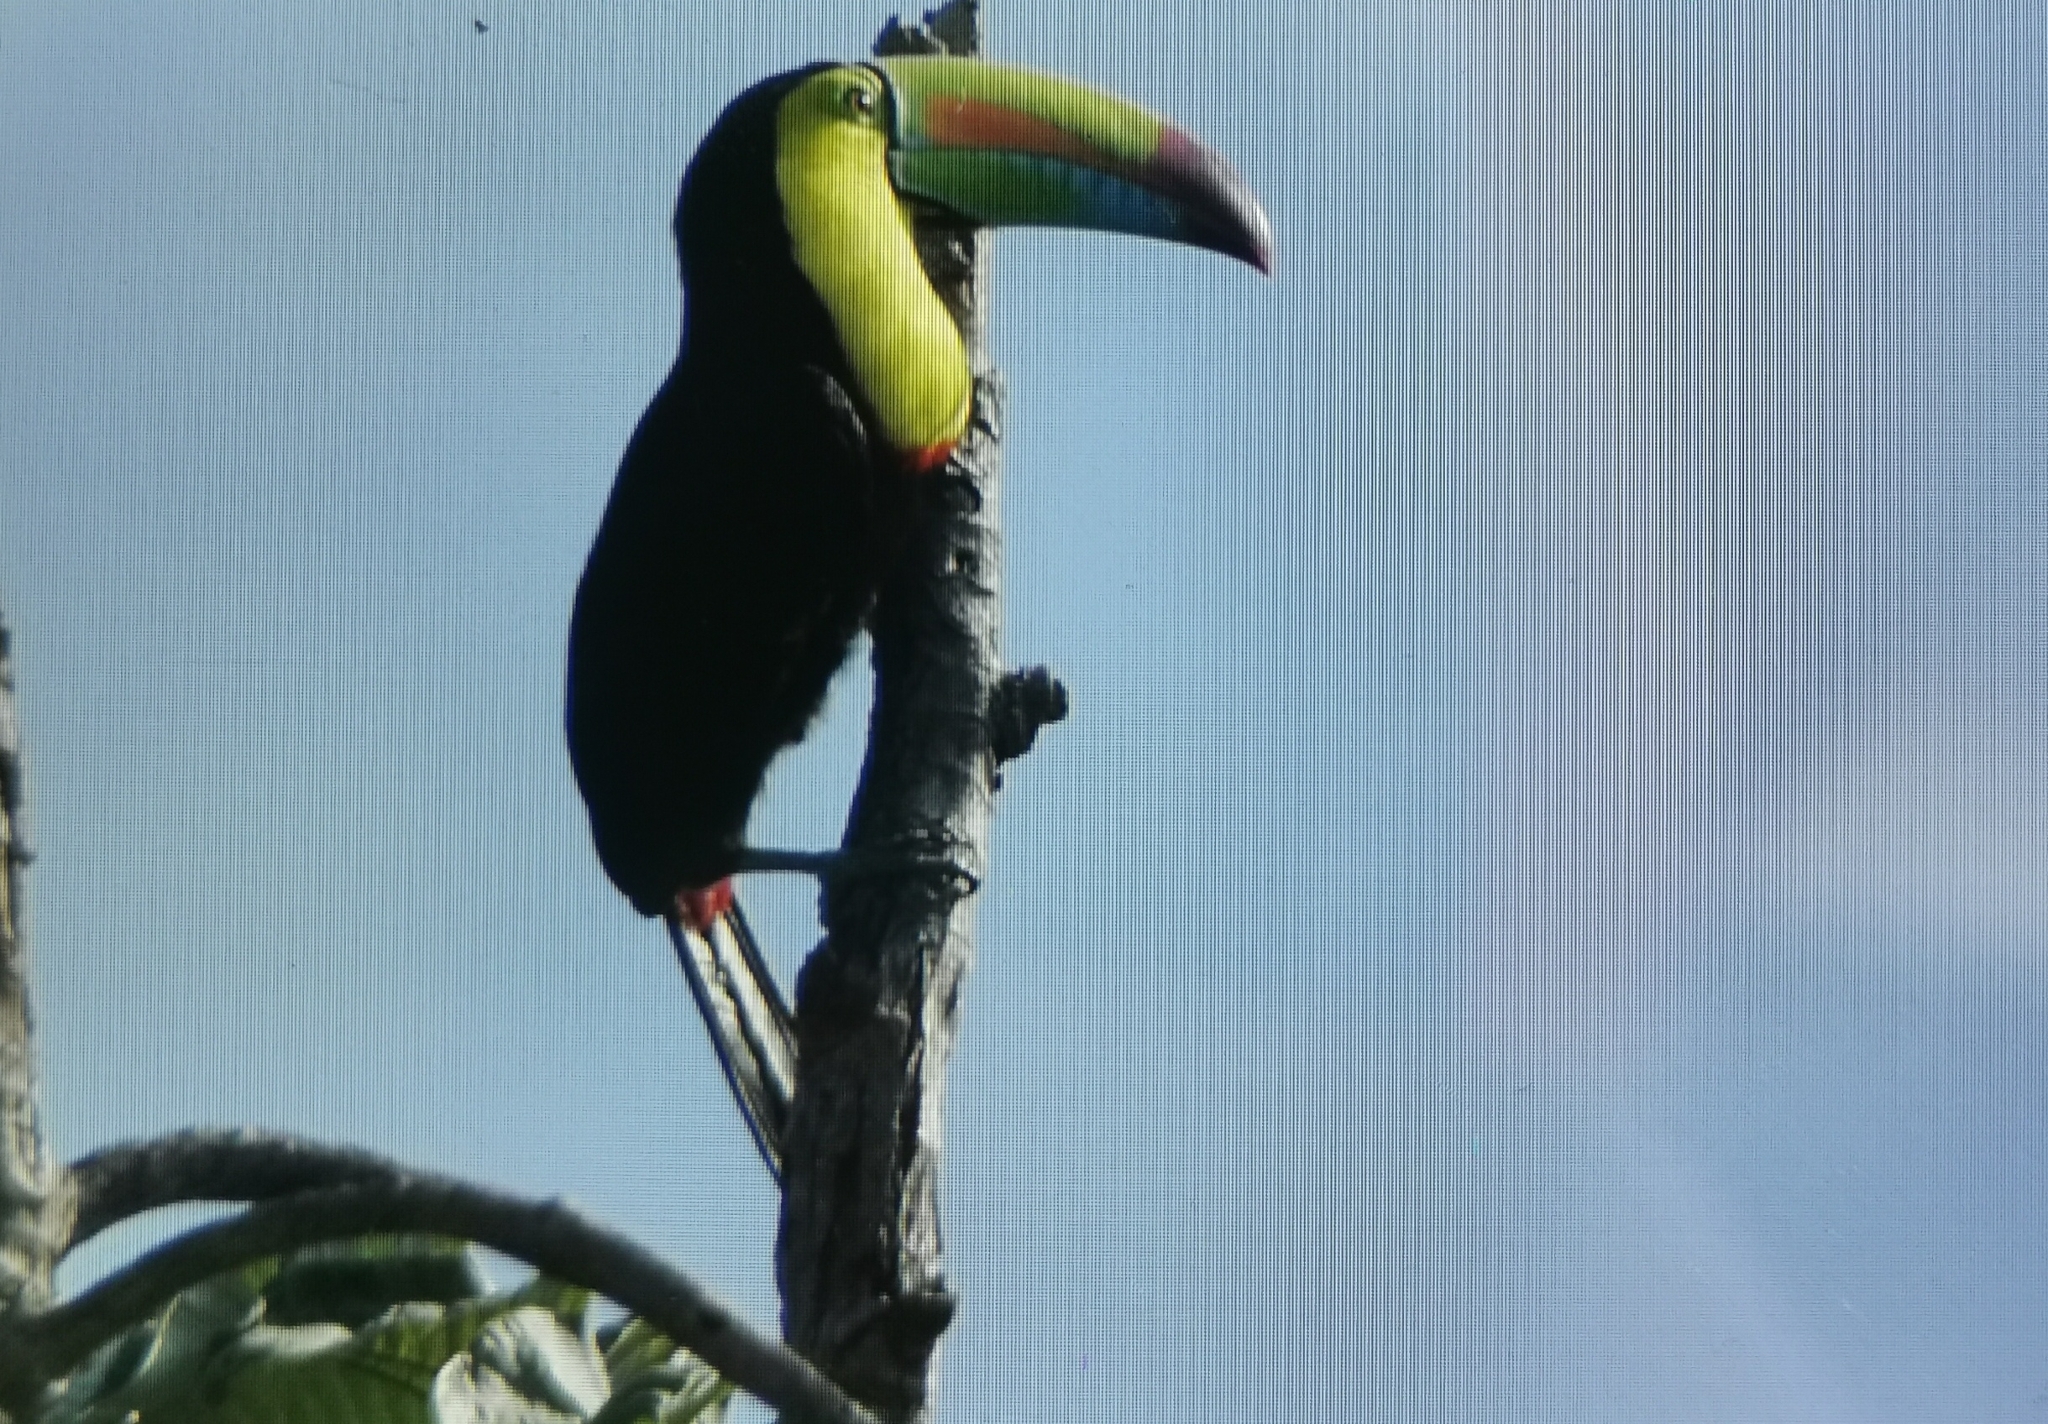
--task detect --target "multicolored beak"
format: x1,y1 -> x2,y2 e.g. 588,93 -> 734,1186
871,57 -> 1274,275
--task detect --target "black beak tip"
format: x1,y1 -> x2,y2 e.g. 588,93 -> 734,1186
1192,193 -> 1275,276
1157,123 -> 1274,276
1241,211 -> 1276,276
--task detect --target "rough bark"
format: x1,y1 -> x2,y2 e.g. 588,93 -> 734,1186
774,5 -> 999,1418
68,1127 -> 429,1250
0,608 -> 69,1333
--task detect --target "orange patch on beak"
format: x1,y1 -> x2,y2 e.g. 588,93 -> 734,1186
904,440 -> 957,475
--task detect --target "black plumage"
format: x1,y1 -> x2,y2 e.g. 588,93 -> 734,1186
566,67 -> 911,917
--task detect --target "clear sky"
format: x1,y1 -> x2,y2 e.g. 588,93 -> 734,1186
3,2 -> 2046,1420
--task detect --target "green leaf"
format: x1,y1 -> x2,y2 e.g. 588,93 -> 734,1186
36,1238 -> 733,1424
264,1236 -> 491,1329
595,1321 -> 732,1424
444,1305 -> 609,1420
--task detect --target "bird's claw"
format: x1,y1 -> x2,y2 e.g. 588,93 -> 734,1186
831,828 -> 981,900
732,832 -> 979,900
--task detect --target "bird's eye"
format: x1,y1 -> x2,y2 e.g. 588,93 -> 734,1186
844,85 -> 876,117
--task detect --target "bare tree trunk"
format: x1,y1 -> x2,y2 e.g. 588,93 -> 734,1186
0,608 -> 70,1341
774,6 -> 1001,1419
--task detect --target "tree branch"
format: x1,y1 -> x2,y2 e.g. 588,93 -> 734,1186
774,6 -> 1001,1418
66,1128 -> 413,1251
6,1142 -> 878,1424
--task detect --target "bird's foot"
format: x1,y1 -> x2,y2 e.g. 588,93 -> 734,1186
733,833 -> 980,899
851,826 -> 981,899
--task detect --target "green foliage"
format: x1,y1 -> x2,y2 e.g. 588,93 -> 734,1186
36,1236 -> 732,1424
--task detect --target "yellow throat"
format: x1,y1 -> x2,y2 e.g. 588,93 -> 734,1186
774,66 -> 971,467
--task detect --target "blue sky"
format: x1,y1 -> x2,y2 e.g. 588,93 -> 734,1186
3,2 -> 2046,1419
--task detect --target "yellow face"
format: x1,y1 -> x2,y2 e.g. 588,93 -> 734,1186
774,66 -> 971,467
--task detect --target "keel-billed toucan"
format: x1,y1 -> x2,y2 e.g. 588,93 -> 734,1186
566,57 -> 1269,1158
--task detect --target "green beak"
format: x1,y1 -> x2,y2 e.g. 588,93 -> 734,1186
871,57 -> 1274,274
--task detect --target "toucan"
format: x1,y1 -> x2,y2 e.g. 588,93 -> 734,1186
566,57 -> 1270,1164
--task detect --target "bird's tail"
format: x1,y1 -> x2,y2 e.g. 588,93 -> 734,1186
666,898 -> 798,1181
